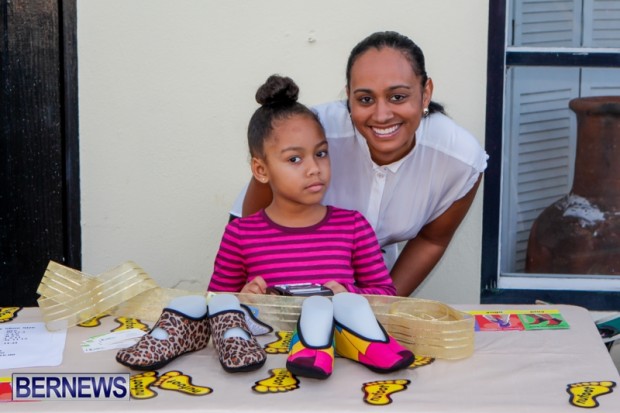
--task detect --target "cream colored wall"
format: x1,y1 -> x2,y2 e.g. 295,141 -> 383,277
77,0 -> 489,304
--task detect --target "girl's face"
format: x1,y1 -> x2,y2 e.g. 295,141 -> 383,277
347,47 -> 432,165
253,114 -> 330,210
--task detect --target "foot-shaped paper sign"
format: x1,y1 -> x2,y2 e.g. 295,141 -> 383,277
362,379 -> 410,405
253,368 -> 300,393
567,381 -> 616,408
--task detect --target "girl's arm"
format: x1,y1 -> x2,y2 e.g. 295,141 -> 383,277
344,277 -> 396,296
390,174 -> 483,296
242,178 -> 272,217
240,276 -> 267,294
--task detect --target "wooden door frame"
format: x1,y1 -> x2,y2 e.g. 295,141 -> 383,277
0,0 -> 80,305
61,0 -> 81,268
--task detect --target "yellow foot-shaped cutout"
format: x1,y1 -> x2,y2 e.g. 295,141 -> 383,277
409,355 -> 435,369
154,371 -> 212,396
113,316 -> 150,332
363,379 -> 410,406
567,381 -> 616,408
0,307 -> 21,323
77,313 -> 110,327
264,331 -> 294,354
130,371 -> 159,399
253,368 -> 299,394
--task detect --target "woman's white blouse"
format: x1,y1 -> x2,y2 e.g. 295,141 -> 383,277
315,100 -> 488,248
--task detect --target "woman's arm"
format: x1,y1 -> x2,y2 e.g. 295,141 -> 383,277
390,174 -> 483,296
241,178 -> 273,217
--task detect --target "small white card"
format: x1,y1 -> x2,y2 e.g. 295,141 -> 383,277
0,322 -> 67,369
81,329 -> 145,353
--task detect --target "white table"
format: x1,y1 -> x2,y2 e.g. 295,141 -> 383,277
1,304 -> 620,412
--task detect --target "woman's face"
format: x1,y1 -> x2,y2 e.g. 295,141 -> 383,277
347,47 -> 432,165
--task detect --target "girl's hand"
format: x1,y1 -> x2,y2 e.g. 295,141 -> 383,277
323,281 -> 347,294
241,276 -> 267,294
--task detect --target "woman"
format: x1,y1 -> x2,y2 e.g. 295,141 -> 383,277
236,31 -> 488,296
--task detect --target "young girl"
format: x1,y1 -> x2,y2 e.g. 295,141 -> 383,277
207,74 -> 396,297
116,75 -> 411,378
205,75 -> 410,379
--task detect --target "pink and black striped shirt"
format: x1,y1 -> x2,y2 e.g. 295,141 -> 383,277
207,206 -> 396,296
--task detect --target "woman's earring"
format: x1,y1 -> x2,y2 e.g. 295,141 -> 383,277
423,107 -> 430,118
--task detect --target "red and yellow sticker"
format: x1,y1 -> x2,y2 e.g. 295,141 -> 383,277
0,377 -> 12,401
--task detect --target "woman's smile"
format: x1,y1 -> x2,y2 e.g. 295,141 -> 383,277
371,124 -> 401,138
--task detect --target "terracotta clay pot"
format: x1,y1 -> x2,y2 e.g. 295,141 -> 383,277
526,96 -> 620,275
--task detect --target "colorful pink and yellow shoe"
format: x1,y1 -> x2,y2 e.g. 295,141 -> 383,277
334,320 -> 414,373
286,321 -> 334,380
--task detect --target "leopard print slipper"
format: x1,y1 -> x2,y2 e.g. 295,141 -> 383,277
208,309 -> 267,373
115,308 -> 210,370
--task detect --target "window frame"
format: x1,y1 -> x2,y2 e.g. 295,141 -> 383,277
480,0 -> 620,310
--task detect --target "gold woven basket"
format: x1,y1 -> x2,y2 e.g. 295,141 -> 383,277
229,293 -> 475,360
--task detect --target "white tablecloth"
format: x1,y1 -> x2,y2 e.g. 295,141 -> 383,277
1,304 -> 620,412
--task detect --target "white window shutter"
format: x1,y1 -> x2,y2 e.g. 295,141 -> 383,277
512,0 -> 581,46
581,68 -> 620,96
502,67 -> 580,273
583,0 -> 620,47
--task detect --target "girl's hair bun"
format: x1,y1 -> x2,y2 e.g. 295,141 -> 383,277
255,75 -> 299,106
